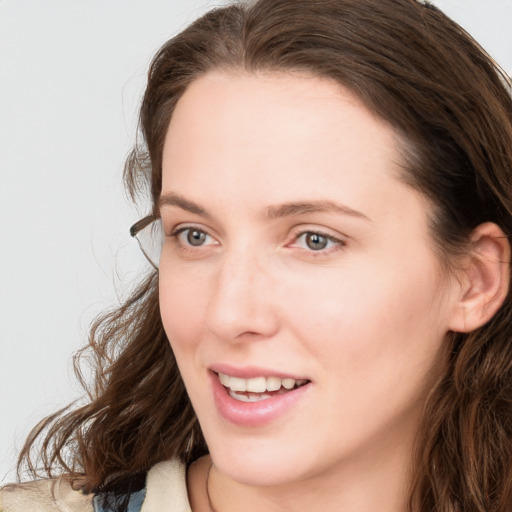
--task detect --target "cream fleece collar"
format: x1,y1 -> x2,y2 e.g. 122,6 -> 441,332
141,459 -> 191,512
0,459 -> 191,512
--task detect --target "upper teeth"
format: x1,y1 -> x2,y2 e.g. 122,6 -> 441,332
218,372 -> 307,393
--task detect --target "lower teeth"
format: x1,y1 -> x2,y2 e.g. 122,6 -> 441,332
227,384 -> 302,402
229,390 -> 272,402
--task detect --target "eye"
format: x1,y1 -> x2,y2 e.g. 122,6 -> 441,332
293,231 -> 345,252
173,227 -> 216,247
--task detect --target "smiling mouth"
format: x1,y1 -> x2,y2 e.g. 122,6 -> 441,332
217,372 -> 310,402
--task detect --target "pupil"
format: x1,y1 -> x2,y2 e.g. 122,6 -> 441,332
187,230 -> 206,246
306,233 -> 327,250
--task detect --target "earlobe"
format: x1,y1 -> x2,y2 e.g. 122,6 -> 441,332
449,222 -> 510,333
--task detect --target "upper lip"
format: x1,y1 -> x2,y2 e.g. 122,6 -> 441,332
209,363 -> 310,381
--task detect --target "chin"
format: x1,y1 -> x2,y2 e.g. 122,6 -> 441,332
216,456 -> 299,487
206,433 -> 315,487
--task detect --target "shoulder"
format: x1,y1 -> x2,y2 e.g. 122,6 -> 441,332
0,459 -> 190,512
0,477 -> 93,512
91,460 -> 190,512
94,460 -> 191,512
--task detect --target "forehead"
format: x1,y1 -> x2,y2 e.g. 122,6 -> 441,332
161,71 -> 422,223
163,71 -> 397,170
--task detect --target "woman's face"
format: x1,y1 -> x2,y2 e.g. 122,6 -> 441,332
159,72 -> 460,487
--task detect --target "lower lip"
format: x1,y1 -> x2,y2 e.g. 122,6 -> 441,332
210,372 -> 311,427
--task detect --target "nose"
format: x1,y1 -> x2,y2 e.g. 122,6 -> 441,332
205,249 -> 280,342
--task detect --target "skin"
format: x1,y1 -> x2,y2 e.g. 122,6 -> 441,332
158,71 -> 464,512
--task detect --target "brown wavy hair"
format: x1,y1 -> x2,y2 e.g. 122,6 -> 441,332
18,1 -> 512,510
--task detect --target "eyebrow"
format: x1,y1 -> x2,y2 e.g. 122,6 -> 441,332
158,192 -> 370,222
158,192 -> 209,216
265,200 -> 370,221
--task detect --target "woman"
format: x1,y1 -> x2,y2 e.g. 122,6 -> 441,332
2,0 -> 512,511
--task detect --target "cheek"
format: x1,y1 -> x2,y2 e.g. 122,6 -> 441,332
281,266 -> 448,436
159,272 -> 209,352
279,254 -> 448,376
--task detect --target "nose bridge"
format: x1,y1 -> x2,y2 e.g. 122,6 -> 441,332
205,241 -> 278,340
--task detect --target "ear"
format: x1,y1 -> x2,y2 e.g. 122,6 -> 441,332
449,222 -> 510,333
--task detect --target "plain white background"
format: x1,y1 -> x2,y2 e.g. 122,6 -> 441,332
1,0 -> 511,484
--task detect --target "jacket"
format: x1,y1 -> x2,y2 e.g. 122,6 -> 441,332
0,459 -> 191,512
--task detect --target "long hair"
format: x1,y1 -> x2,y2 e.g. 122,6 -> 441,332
18,1 -> 512,510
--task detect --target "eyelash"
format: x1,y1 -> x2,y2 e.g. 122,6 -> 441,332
170,226 -> 218,249
291,230 -> 346,256
168,226 -> 346,257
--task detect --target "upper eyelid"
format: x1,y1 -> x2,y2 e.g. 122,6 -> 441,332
168,222 -> 216,237
289,226 -> 347,243
171,224 -> 207,234
293,229 -> 343,240
171,225 -> 216,238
